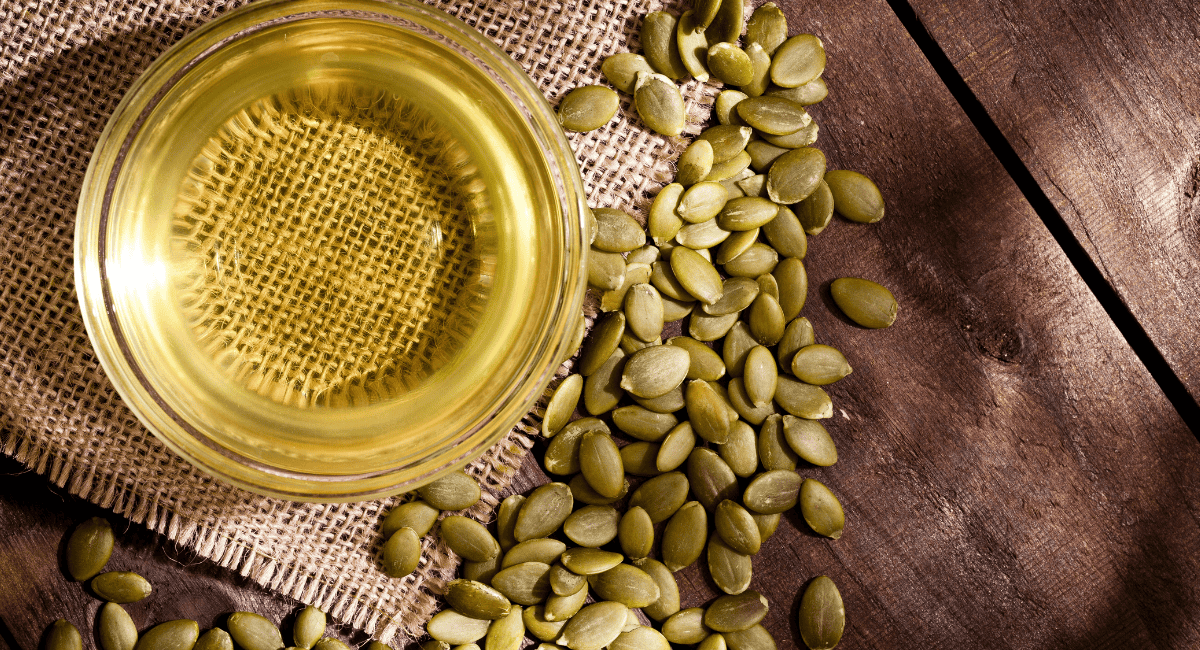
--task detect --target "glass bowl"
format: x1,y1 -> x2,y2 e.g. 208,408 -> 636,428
75,0 -> 587,502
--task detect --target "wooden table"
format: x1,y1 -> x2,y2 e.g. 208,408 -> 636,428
4,0 -> 1199,648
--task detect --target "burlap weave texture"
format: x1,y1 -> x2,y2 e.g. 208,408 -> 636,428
0,0 -> 716,641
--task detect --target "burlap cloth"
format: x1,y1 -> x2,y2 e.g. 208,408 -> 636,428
0,0 -> 717,641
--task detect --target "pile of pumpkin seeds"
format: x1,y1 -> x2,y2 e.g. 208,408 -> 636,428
47,518 -> 380,650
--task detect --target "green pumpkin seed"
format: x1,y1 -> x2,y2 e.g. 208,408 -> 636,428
650,259 -> 692,302
589,247 -> 627,291
485,606 -> 525,650
799,576 -> 844,650
791,344 -> 852,385
776,316 -> 815,369
661,294 -> 697,323
705,591 -> 769,632
717,420 -> 758,477
661,501 -> 708,572
750,512 -> 782,543
739,43 -> 771,97
462,555 -> 501,584
746,140 -> 789,172
782,415 -> 837,466
757,414 -> 797,470
714,500 -> 761,555
724,243 -> 779,278
610,626 -> 670,650
801,478 -> 845,539
502,538 -> 568,569
676,11 -> 710,82
705,0 -> 744,45
593,208 -> 647,253
629,243 -> 660,266
46,620 -> 82,650
418,471 -> 481,511
707,43 -> 753,86
657,421 -> 697,472
699,634 -> 728,650
584,348 -> 628,415
544,583 -> 590,621
697,125 -> 753,163
746,2 -> 787,55
697,277 -> 756,316
563,505 -> 621,548
590,564 -> 661,608
134,620 -> 198,650
763,119 -> 819,148
524,606 -> 568,641
748,293 -> 786,346
625,284 -> 665,343
721,321 -> 755,376
677,140 -> 715,187
546,418 -> 609,475
734,174 -> 767,198
707,535 -> 752,595
743,346 -> 778,407
610,405 -> 676,441
717,197 -> 778,232
558,86 -> 619,133
427,610 -> 489,645
766,146 -> 825,205
627,471 -> 690,523
677,218 -> 733,250
441,516 -> 501,562
227,613 -> 283,650
541,377 -> 582,440
649,186 -> 685,246
794,179 -> 834,235
759,207 -> 806,262
446,579 -> 512,620
66,517 -> 113,581
771,34 -> 826,87
564,309 -> 588,364
689,309 -> 740,341
635,72 -> 686,137
676,181 -> 729,224
703,150 -> 753,183
193,628 -> 231,650
381,527 -> 421,577
641,12 -> 688,80
618,506 -> 655,560
620,345 -> 690,399
579,431 -> 626,498
742,469 -> 802,514
619,441 -> 662,477
550,563 -> 587,596
772,257 -> 807,322
691,0 -> 722,30
291,607 -> 324,650
558,601 -> 629,650
603,53 -> 657,93
687,448 -> 739,510
560,547 -> 624,575
774,375 -> 832,419
716,228 -> 761,265
91,571 -> 151,603
737,96 -> 811,135
769,77 -> 829,105
714,90 -> 748,125
99,603 -> 138,650
661,609 -> 710,645
492,562 -> 553,605
831,277 -> 898,328
515,483 -> 574,541
727,377 -> 776,425
670,247 -> 723,305
579,312 -> 626,376
722,625 -> 776,650
569,473 -> 630,506
685,380 -> 731,444
381,499 -> 439,540
313,638 -> 349,650
665,336 -> 726,380
825,169 -> 885,223
623,559 -> 676,623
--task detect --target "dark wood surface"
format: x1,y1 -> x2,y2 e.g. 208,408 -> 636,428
4,0 -> 1200,649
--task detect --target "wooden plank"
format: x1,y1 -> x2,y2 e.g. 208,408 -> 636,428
904,0 -> 1200,402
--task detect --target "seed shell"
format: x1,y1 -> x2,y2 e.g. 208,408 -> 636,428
418,471 -> 481,511
134,621 -> 198,650
99,603 -> 139,650
831,277 -> 898,328
67,517 -> 113,581
227,613 -> 283,650
799,576 -> 845,650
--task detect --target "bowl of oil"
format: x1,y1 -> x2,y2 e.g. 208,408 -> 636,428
75,0 -> 588,501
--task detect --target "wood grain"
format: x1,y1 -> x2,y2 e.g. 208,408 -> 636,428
906,0 -> 1200,402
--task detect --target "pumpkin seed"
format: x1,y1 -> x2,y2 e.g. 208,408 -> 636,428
759,208 -> 806,263
691,0 -> 722,30
746,2 -> 788,54
485,606 -> 525,650
569,473 -> 629,506
579,431 -> 626,498
583,348 -> 627,415
593,208 -> 647,253
716,228 -> 761,265
649,183 -> 686,244
705,591 -> 769,632
564,505 -> 621,548
707,535 -> 752,595
825,169 -> 885,223
618,329 -> 658,355
763,119 -> 820,148
564,309 -> 588,364
687,448 -> 739,510
727,377 -> 776,425
831,277 -> 898,328
677,218 -> 733,250
677,140 -> 715,187
291,607 -> 324,650
661,294 -> 697,323
545,584 -> 590,621
794,179 -> 834,235
791,344 -> 852,385
589,247 -> 627,291
427,610 -> 490,645
462,555 -> 502,584
650,259 -> 691,302
755,414 -> 795,471
690,309 -> 740,341
502,538 -> 568,569
657,421 -> 697,472
676,11 -> 710,82
670,247 -> 723,305
721,322 -> 755,376
492,562 -> 553,605
589,564 -> 661,608
134,620 -> 198,650
610,626 -> 671,650
722,625 -> 776,650
685,380 -> 731,444
704,150 -> 753,182
620,345 -> 690,399
771,34 -> 826,87
418,471 -> 481,511
676,181 -> 729,224
617,506 -> 655,560
442,516 -> 501,562
558,602 -> 629,650
707,43 -> 753,86
381,527 -> 421,578
717,197 -> 778,232
314,638 -> 349,650
782,415 -> 837,466
579,312 -> 626,376
746,140 -> 789,172
738,96 -> 811,135
697,278 -> 756,317
446,579 -> 512,620
724,243 -> 779,278
663,336 -> 724,381
717,420 -> 758,477
627,472 -> 690,523
750,512 -> 781,542
743,346 -> 778,407
743,469 -> 802,514
739,43 -> 772,97
515,483 -> 573,541
99,603 -> 138,650
524,606 -> 568,642
801,478 -> 845,539
799,576 -> 844,650
46,620 -> 82,650
66,517 -> 113,581
227,613 -> 283,650
661,609 -> 710,644
610,406 -> 674,441
748,293 -> 786,346
734,174 -> 767,198
542,375 -> 583,437
546,418 -> 609,475
620,441 -> 662,477
771,257 -> 808,322
767,146 -> 825,205
714,500 -> 761,555
635,72 -> 685,137
769,77 -> 829,105
561,547 -> 625,575
705,0 -> 744,45
550,563 -> 587,596
714,90 -> 748,125
603,53 -> 657,93
91,571 -> 151,603
193,628 -> 231,650
382,499 -> 439,540
625,284 -> 665,343
641,12 -> 689,80
776,316 -> 815,369
774,375 -> 833,419
699,634 -> 728,650
697,125 -> 752,163
558,86 -> 619,132
661,501 -> 708,571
